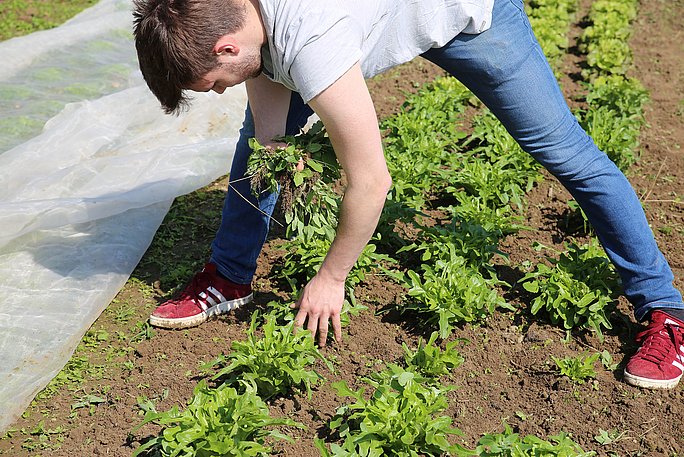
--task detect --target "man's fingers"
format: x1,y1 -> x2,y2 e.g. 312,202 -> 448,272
318,319 -> 329,347
294,307 -> 307,330
332,313 -> 342,344
306,314 -> 319,339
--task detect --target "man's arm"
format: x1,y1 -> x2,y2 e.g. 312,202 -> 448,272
295,62 -> 392,346
245,72 -> 292,144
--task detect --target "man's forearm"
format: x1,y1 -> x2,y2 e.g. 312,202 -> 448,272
245,74 -> 292,143
317,173 -> 391,283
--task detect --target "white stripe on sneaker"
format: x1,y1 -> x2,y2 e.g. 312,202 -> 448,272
206,286 -> 228,304
674,360 -> 684,371
197,291 -> 212,310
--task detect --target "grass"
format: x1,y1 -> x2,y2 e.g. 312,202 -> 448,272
0,0 -> 98,41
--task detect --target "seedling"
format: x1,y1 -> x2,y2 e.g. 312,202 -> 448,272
552,352 -> 600,384
402,332 -> 465,379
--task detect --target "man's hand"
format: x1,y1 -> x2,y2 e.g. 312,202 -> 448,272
293,271 -> 344,347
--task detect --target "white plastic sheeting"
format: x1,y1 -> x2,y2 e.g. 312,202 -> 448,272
0,0 -> 247,431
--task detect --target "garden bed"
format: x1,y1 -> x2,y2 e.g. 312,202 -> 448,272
1,0 -> 683,455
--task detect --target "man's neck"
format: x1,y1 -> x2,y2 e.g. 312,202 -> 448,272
244,0 -> 267,48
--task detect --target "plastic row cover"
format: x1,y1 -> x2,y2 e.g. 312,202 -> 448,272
0,0 -> 247,431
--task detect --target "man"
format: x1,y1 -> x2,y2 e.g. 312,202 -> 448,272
132,0 -> 684,389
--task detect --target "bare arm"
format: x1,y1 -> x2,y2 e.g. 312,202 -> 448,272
245,72 -> 292,144
295,62 -> 392,346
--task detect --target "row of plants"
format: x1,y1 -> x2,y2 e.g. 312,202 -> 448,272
132,311 -> 331,456
526,0 -> 580,76
128,0 -> 648,454
520,0 -> 648,339
577,0 -> 648,172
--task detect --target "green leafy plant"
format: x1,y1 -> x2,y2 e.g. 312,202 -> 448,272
584,75 -> 648,118
599,350 -> 619,371
444,199 -> 527,236
552,352 -> 600,384
576,74 -> 648,172
402,332 -> 465,379
206,313 -> 331,400
382,77 -> 472,209
247,121 -> 341,240
579,0 -> 638,78
132,381 -> 303,457
400,216 -> 504,270
519,240 -> 621,340
261,295 -> 367,335
446,158 -> 537,212
316,366 -> 464,456
278,237 -> 395,291
402,249 -> 511,338
463,111 -> 541,180
469,424 -> 595,456
579,105 -> 641,171
594,428 -> 627,446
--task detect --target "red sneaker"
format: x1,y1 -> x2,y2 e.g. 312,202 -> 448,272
149,263 -> 253,329
624,310 -> 684,389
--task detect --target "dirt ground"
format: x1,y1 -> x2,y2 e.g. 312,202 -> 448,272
1,0 -> 683,456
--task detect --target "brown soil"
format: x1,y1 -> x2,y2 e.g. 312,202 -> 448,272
2,1 -> 683,456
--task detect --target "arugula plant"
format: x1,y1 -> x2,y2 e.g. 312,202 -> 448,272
278,237 -> 395,290
585,74 -> 648,118
526,0 -> 579,70
132,381 -> 304,457
443,199 -> 527,236
444,111 -> 542,213
552,352 -> 600,384
470,424 -> 596,456
206,313 -> 332,400
402,249 -> 511,338
316,365 -> 464,457
464,111 -> 540,177
579,0 -> 638,77
399,216 -> 504,271
519,240 -> 621,340
382,77 -> 472,209
577,74 -> 648,172
579,105 -> 641,171
446,159 -> 536,213
402,332 -> 465,379
262,295 -> 367,338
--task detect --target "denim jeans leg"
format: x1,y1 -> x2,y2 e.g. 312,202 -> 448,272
210,92 -> 314,284
422,0 -> 683,320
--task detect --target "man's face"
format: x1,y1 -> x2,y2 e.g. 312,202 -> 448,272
187,47 -> 262,94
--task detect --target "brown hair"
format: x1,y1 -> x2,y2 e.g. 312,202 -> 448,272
132,0 -> 246,114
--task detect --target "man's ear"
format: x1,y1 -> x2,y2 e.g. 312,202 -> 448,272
213,35 -> 239,56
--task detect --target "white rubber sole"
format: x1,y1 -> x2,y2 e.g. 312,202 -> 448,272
623,369 -> 682,389
149,293 -> 253,329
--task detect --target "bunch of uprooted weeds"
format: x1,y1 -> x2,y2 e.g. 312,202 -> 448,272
246,121 -> 340,220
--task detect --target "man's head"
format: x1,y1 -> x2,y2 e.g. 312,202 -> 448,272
133,0 -> 257,115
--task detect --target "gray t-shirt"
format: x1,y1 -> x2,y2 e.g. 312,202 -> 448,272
258,0 -> 494,103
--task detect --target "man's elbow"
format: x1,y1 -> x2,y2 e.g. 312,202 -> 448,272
348,170 -> 392,202
371,172 -> 392,201
379,172 -> 392,195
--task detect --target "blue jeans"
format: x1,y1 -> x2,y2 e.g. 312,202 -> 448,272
211,0 -> 683,321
